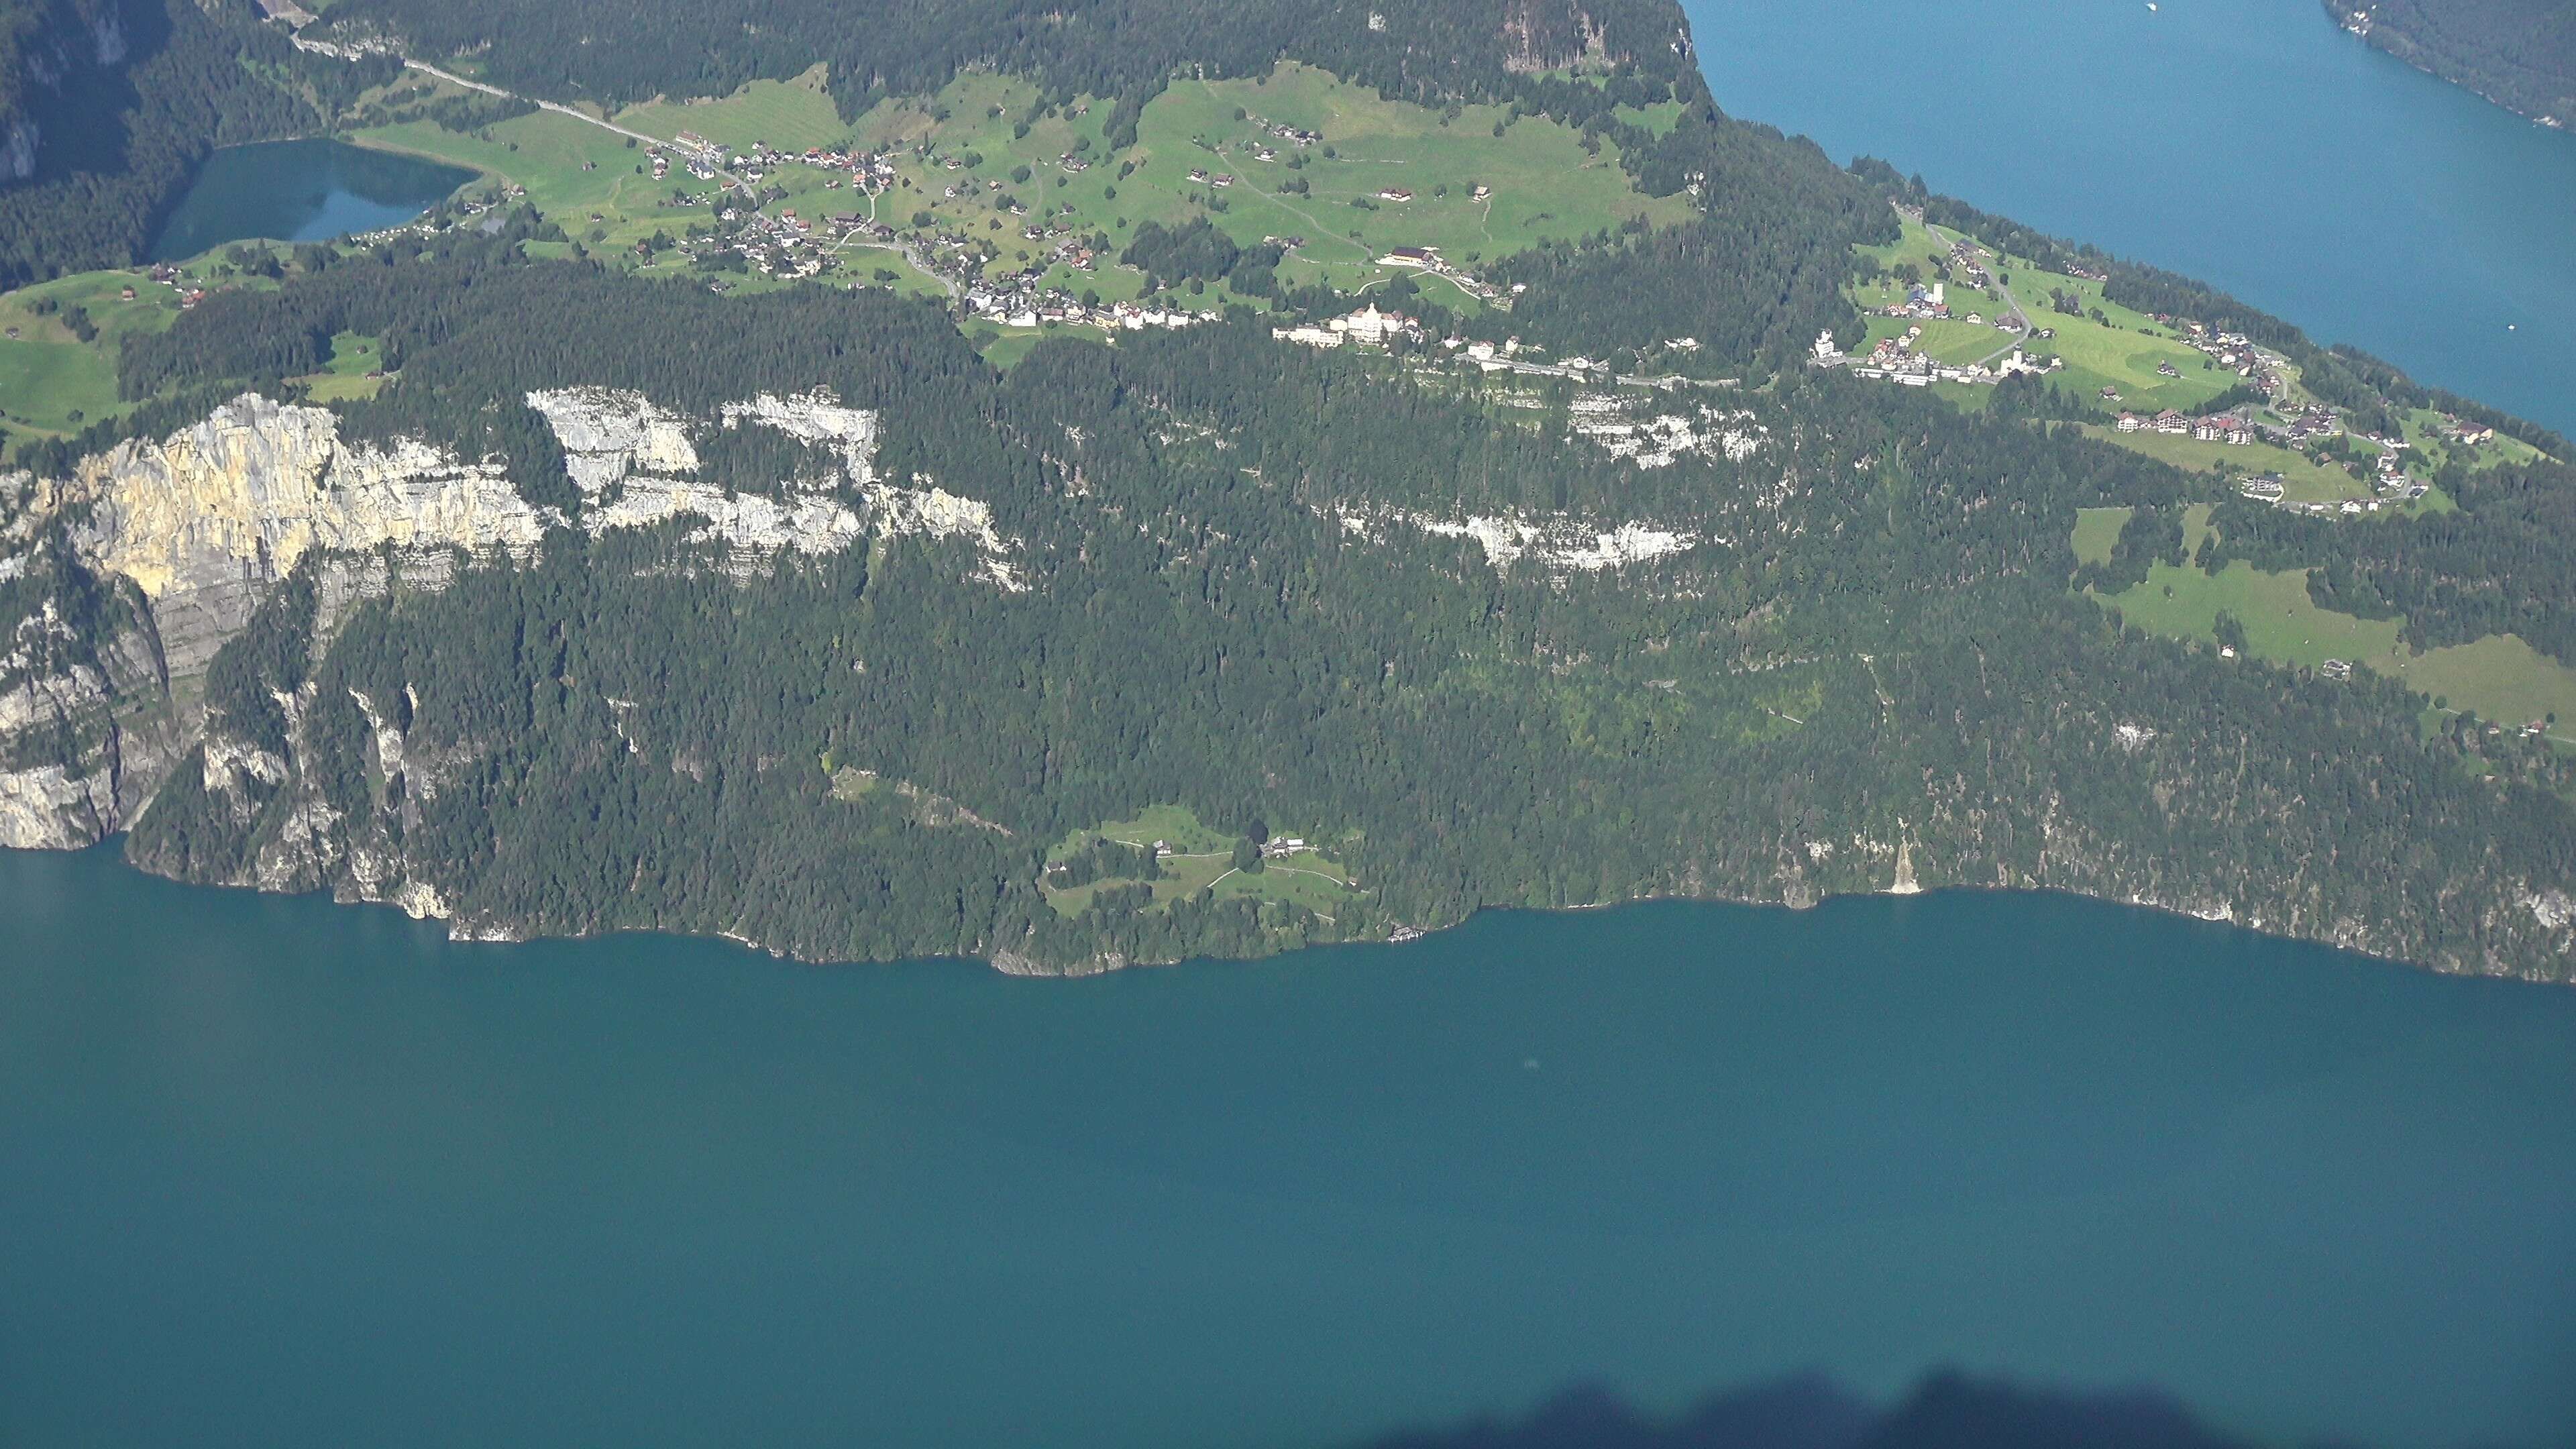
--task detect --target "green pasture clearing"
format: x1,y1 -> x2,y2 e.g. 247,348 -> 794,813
2079,424 -> 2370,504
1172,66 -> 1691,268
615,68 -> 849,154
1613,99 -> 1686,136
2035,320 -> 2228,413
2072,506 -> 2131,566
2092,504 -> 2576,726
355,111 -> 630,215
0,268 -> 182,446
1853,214 -> 2224,413
841,63 -> 1688,301
292,331 -> 387,402
1858,314 -> 2015,365
1042,803 -> 1360,918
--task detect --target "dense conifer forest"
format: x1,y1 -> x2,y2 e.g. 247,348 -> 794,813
2329,0 -> 2576,123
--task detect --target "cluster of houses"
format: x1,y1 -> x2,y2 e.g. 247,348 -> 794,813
2173,322 -> 2285,394
1245,115 -> 1324,148
1376,244 -> 1507,304
1884,280 -> 1952,321
1945,237 -> 1995,292
2116,409 -> 2257,445
1820,327 -> 2061,388
972,292 -> 1216,331
1271,306 -> 1626,379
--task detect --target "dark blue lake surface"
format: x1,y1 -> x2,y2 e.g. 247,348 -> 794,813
1682,0 -> 2576,435
150,138 -> 473,262
4,846 -> 2573,1448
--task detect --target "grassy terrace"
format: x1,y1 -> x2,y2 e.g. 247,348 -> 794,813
1854,210 -> 2237,415
1042,804 -> 1362,920
341,62 -> 1690,315
2084,504 -> 2576,729
2074,424 -> 2384,506
0,269 -> 184,445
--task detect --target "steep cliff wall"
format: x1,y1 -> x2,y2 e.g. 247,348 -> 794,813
0,384 -> 1032,863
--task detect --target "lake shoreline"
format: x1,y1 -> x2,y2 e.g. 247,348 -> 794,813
147,138 -> 476,262
34,834 -> 2516,987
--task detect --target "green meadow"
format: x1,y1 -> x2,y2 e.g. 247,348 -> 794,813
1853,211 -> 2231,414
0,269 -> 183,449
2078,423 -> 2375,505
2088,504 -> 2576,728
614,68 -> 849,154
1042,804 -> 1362,918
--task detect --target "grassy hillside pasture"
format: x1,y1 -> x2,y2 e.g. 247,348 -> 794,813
2078,424 -> 2375,505
2072,506 -> 2131,566
2090,505 -> 2576,728
0,269 -> 182,449
291,331 -> 389,402
614,69 -> 848,155
2036,319 -> 2231,413
844,64 -> 1690,303
356,113 -> 638,235
1043,804 -> 1361,918
1853,213 -> 2229,413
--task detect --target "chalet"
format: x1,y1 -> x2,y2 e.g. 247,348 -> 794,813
2116,413 -> 2144,432
2152,409 -> 2189,434
1379,246 -> 1438,268
1212,174 -> 1234,187
2459,424 -> 2496,445
1471,184 -> 1491,201
1378,187 -> 1413,201
1187,168 -> 1211,184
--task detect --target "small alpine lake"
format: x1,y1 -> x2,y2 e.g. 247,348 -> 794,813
150,138 -> 475,262
3,845 -> 2571,1448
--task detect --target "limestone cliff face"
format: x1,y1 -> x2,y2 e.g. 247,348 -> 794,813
0,384 -> 1025,865
0,591 -> 182,849
60,393 -> 549,675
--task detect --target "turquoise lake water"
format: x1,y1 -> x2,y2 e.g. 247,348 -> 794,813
3,846 -> 2573,1448
1682,0 -> 2576,437
150,139 -> 473,262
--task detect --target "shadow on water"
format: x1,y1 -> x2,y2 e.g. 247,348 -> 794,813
1344,1370 -> 2486,1449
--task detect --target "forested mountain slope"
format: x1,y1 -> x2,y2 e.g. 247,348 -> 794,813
2330,0 -> 2576,123
312,0 -> 1700,127
4,0 -> 2575,979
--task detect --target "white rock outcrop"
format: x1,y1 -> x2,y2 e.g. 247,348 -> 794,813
1336,504 -> 1701,575
72,394 -> 548,594
722,390 -> 881,484
525,386 -> 702,492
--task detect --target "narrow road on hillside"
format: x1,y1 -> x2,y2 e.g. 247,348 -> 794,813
1921,217 -> 2032,367
398,59 -> 692,156
399,56 -> 965,301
